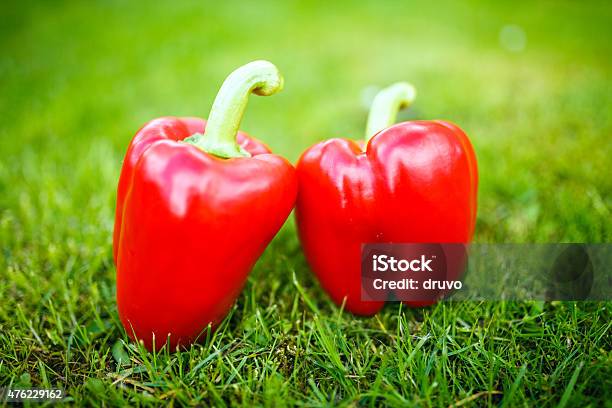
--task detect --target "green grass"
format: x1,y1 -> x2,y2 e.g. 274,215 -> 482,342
1,0 -> 611,406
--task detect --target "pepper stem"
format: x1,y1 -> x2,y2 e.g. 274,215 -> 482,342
184,60 -> 284,158
365,82 -> 416,142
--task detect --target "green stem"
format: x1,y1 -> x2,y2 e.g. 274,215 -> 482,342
364,82 -> 416,142
184,60 -> 284,158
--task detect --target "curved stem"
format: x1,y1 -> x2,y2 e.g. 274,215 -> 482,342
365,82 -> 416,142
184,60 -> 284,158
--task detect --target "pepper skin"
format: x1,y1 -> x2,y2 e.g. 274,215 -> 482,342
295,83 -> 478,315
114,61 -> 296,350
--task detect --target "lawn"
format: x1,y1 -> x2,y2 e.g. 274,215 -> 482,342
1,0 -> 611,406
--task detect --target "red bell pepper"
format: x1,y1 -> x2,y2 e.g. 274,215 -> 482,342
295,83 -> 478,315
114,61 -> 297,350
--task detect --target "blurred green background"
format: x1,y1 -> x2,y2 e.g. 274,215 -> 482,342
1,0 -> 610,406
1,0 -> 611,242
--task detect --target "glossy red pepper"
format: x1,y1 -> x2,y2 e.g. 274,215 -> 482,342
114,61 -> 297,350
295,83 -> 478,315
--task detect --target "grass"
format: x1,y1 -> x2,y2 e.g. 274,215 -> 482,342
1,0 -> 611,406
